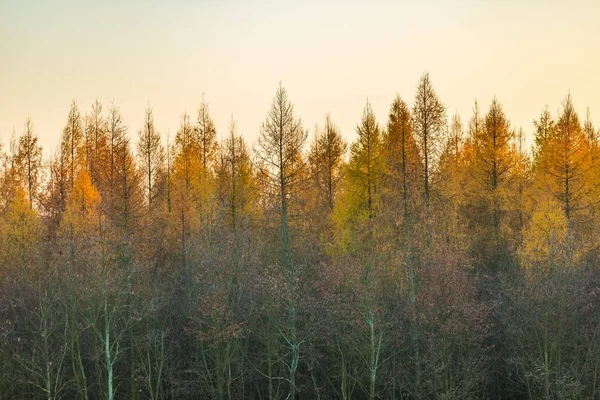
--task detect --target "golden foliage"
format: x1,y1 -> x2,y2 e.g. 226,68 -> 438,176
519,200 -> 579,276
60,169 -> 101,237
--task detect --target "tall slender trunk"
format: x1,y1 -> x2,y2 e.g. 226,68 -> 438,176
280,112 -> 298,399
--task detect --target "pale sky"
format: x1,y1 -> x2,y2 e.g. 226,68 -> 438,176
1,0 -> 599,158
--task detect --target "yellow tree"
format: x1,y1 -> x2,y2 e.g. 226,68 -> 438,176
59,168 -> 101,400
195,100 -> 219,229
583,108 -> 597,149
533,106 -> 555,151
196,99 -> 219,181
45,105 -> 86,235
534,95 -> 592,227
0,185 -> 42,280
519,199 -> 576,276
469,98 -> 519,262
308,114 -> 347,212
336,100 -> 387,399
345,100 -> 384,221
384,95 -> 422,226
170,111 -> 201,285
217,116 -> 257,232
436,113 -> 468,239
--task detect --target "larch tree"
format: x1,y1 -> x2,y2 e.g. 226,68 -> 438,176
412,72 -> 446,206
346,100 -> 384,220
308,114 -> 347,212
85,99 -> 108,185
385,96 -> 422,392
46,147 -> 69,233
533,106 -> 555,160
446,113 -> 464,164
96,104 -> 143,400
584,108 -> 597,146
196,99 -> 219,181
102,103 -> 128,216
535,94 -> 592,229
385,95 -> 421,225
45,102 -> 84,235
467,100 -> 483,143
436,112 -> 468,243
218,116 -> 256,232
195,100 -> 219,232
137,105 -> 165,210
341,100 -> 387,400
0,183 -> 42,278
583,108 -> 599,171
170,111 -> 201,291
470,98 -> 517,259
61,101 -> 85,192
59,168 -> 101,400
100,135 -> 142,400
255,82 -> 307,399
16,117 -> 43,209
166,132 -> 173,213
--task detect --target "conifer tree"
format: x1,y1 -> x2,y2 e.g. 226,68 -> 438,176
413,72 -> 446,205
255,82 -> 307,399
16,117 -> 43,208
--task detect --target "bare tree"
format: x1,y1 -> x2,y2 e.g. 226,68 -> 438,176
17,117 -> 43,208
255,82 -> 307,399
61,101 -> 85,192
137,105 -> 164,209
413,72 -> 446,205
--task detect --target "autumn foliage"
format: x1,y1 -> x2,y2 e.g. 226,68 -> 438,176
1,75 -> 600,399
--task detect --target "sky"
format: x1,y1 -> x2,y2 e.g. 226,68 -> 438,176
1,0 -> 599,158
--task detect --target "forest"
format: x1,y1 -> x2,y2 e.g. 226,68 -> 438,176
1,73 -> 600,399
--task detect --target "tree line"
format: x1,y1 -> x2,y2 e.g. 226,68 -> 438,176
1,74 -> 600,399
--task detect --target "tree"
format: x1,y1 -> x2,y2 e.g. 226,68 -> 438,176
195,99 -> 219,235
413,72 -> 446,205
16,117 -> 43,209
308,114 -> 347,212
533,106 -> 555,150
519,199 -> 574,275
0,184 -> 42,279
583,107 -> 597,147
137,105 -> 165,209
46,104 -> 86,235
534,94 -> 591,227
436,112 -> 469,247
102,103 -> 128,215
169,111 -> 201,303
61,101 -> 85,191
6,82 -> 600,400
346,100 -> 384,220
384,95 -> 421,225
471,98 -> 517,243
255,82 -> 307,398
59,168 -> 101,400
196,99 -> 218,181
85,99 -> 108,185
45,147 -> 70,234
217,116 -> 257,232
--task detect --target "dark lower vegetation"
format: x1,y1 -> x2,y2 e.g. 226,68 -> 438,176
2,211 -> 600,400
2,77 -> 600,399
